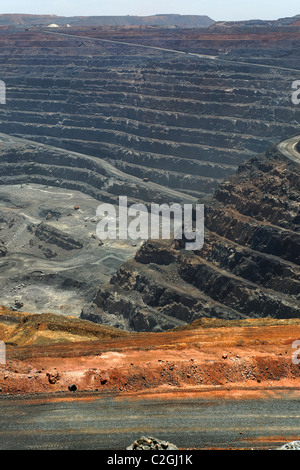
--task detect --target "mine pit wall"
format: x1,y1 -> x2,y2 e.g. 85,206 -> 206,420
33,223 -> 83,251
178,259 -> 300,319
0,28 -> 299,332
205,206 -> 300,264
195,232 -> 300,296
105,160 -> 222,196
0,142 -> 194,206
0,32 -> 299,198
83,145 -> 300,332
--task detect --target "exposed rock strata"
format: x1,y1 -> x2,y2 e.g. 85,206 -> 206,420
0,24 -> 299,328
83,146 -> 300,331
0,25 -> 299,199
0,305 -> 299,401
0,135 -> 193,206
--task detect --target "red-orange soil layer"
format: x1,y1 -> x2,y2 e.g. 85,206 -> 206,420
1,313 -> 299,400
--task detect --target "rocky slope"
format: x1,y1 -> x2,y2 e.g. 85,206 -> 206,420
59,21 -> 300,68
82,144 -> 300,331
0,23 -> 299,328
0,305 -> 299,400
0,132 -> 195,316
0,133 -> 193,205
0,25 -> 299,199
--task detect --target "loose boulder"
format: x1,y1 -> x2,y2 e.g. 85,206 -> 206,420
126,436 -> 178,450
276,441 -> 300,450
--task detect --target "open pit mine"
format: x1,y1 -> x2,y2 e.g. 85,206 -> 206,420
0,14 -> 299,451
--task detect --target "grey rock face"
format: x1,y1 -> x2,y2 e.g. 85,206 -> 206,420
87,148 -> 300,332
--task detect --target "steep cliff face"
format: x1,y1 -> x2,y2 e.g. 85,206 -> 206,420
82,145 -> 300,331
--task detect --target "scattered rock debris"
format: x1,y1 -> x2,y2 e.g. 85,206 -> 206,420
277,441 -> 300,450
15,300 -> 23,308
47,372 -> 60,385
126,436 -> 178,450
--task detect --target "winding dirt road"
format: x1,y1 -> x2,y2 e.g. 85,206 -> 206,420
46,30 -> 300,73
277,134 -> 300,165
0,132 -> 196,204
